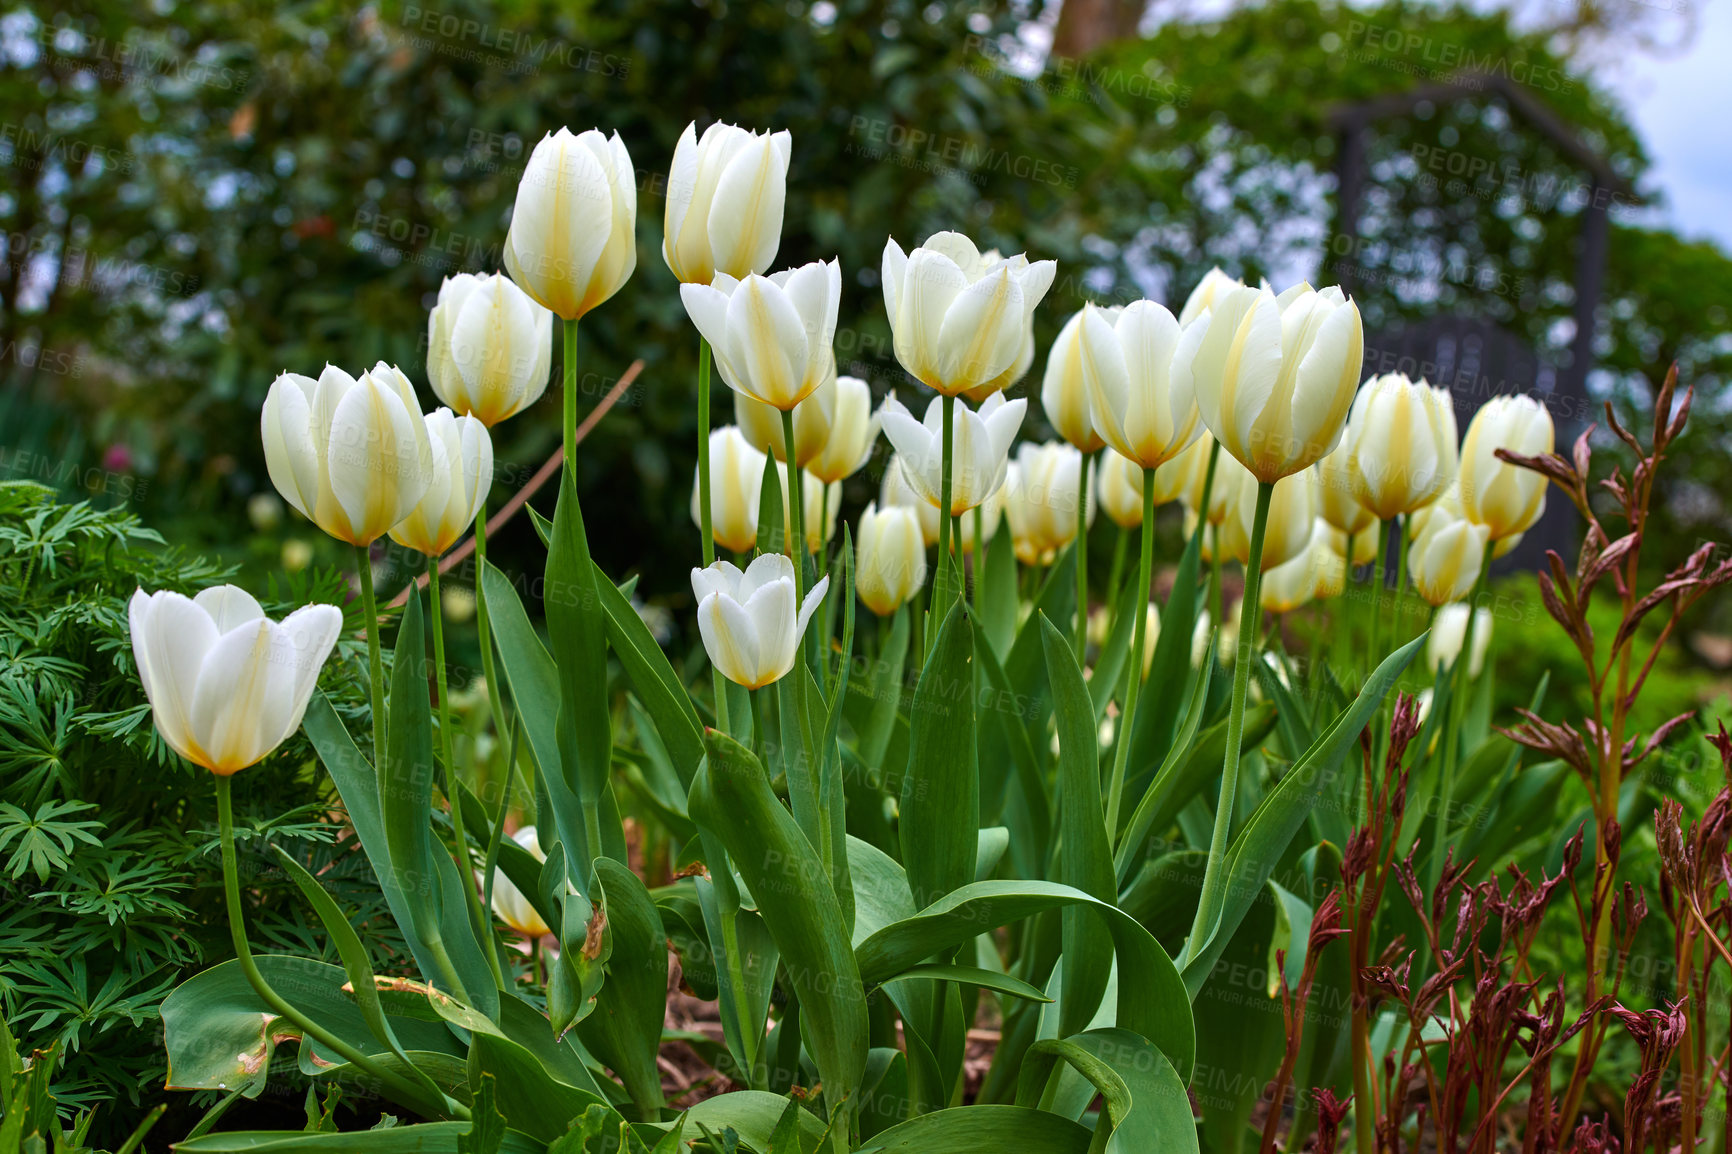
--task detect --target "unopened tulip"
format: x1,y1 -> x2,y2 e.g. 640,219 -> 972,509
1220,469 -> 1315,572
1177,266 -> 1242,327
1344,373 -> 1459,519
692,555 -> 830,689
1409,514 -> 1490,606
772,459 -> 840,554
1191,282 -> 1364,483
1041,307 -> 1109,452
129,585 -> 342,775
1428,603 -> 1493,678
681,260 -> 842,412
390,410 -> 493,557
806,377 -> 882,486
881,232 -> 1055,396
1078,301 -> 1206,470
1002,442 -> 1095,565
692,426 -> 767,554
504,128 -> 637,321
881,454 -> 941,547
856,503 -> 928,616
879,392 -> 1025,516
262,363 -> 435,547
489,826 -> 552,938
962,248 -> 1041,404
663,121 -> 792,285
1314,436 -> 1379,537
1095,450 -> 1145,530
427,273 -> 553,427
1458,394 -> 1553,540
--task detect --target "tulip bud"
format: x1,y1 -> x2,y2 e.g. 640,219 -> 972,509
261,362 -> 436,547
879,392 -> 1026,516
489,826 -> 552,938
663,121 -> 792,284
806,377 -> 882,486
881,232 -> 1055,396
691,426 -> 767,555
1079,301 -> 1206,469
1458,394 -> 1553,540
692,555 -> 829,689
1178,266 -> 1243,326
1095,450 -> 1145,530
1314,436 -> 1379,537
1041,307 -> 1109,452
855,503 -> 928,616
1217,469 -> 1314,572
1191,282 -> 1364,483
681,260 -> 842,411
1002,442 -> 1094,566
129,585 -> 342,775
1409,514 -> 1490,606
1428,602 -> 1493,678
427,273 -> 553,427
1344,373 -> 1459,519
504,128 -> 637,321
772,459 -> 840,555
880,454 -> 941,546
389,409 -> 493,558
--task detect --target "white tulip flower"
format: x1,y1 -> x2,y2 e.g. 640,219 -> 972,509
1002,442 -> 1095,566
692,555 -> 830,690
691,426 -> 768,555
1428,603 -> 1494,678
1458,394 -> 1554,541
261,362 -> 435,547
1344,373 -> 1459,519
389,409 -> 493,558
1190,282 -> 1364,483
427,273 -> 553,428
681,259 -> 842,412
880,454 -> 941,547
1078,300 -> 1207,470
1409,513 -> 1491,607
771,459 -> 841,555
1095,450 -> 1145,530
879,392 -> 1026,516
129,585 -> 342,775
487,826 -> 553,938
1041,307 -> 1111,452
663,121 -> 792,285
856,503 -> 928,616
881,232 -> 1055,397
1177,266 -> 1243,327
1314,435 -> 1380,538
503,128 -> 637,321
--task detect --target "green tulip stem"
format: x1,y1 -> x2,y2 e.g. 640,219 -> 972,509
696,336 -> 730,736
1340,529 -> 1358,678
471,500 -> 511,753
1075,450 -> 1092,663
429,558 -> 502,990
972,506 -> 985,608
1105,525 -> 1129,638
354,544 -> 387,762
1393,514 -> 1410,638
1188,477 -> 1274,951
562,318 -> 578,475
1197,440 -> 1223,628
1104,466 -> 1158,837
928,394 -> 957,656
1431,554 -> 1492,889
215,775 -> 466,1118
781,410 -> 818,777
1366,519 -> 1391,688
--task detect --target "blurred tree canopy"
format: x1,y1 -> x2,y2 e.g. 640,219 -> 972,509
1,0 -> 1727,602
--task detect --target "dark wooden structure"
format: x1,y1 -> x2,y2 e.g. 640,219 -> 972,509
1327,72 -> 1636,569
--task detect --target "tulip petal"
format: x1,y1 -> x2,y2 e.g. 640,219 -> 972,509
936,266 -> 1024,390
895,250 -> 967,386
131,590 -> 218,766
194,585 -> 266,633
742,577 -> 797,684
698,592 -> 762,688
706,131 -> 788,279
274,604 -> 343,742
189,618 -> 296,774
261,376 -> 323,521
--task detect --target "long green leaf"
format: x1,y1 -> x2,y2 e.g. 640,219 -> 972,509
880,963 -> 1052,1004
856,1105 -> 1092,1153
545,471 -> 613,840
576,858 -> 668,1120
900,599 -> 976,907
594,559 -> 703,788
1020,1029 -> 1199,1154
173,1125 -> 543,1154
689,729 -> 869,1121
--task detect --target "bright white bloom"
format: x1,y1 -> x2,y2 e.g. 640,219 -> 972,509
880,454 -> 941,547
1428,603 -> 1494,678
879,392 -> 1026,516
1095,450 -> 1145,530
1078,301 -> 1206,469
663,121 -> 791,285
737,368 -> 879,486
426,273 -> 553,427
489,827 -> 553,938
855,503 -> 928,616
1314,436 -> 1379,537
1218,468 -> 1316,572
1177,266 -> 1243,327
1190,282 -> 1364,483
1409,514 -> 1491,607
261,363 -> 435,547
1041,306 -> 1109,452
389,410 -> 493,557
691,426 -> 768,555
1002,443 -> 1095,566
504,128 -> 637,321
681,260 -> 842,411
129,586 -> 342,775
1344,373 -> 1459,519
692,556 -> 830,690
1458,394 -> 1554,540
881,232 -> 1055,396
1260,520 -> 1344,613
